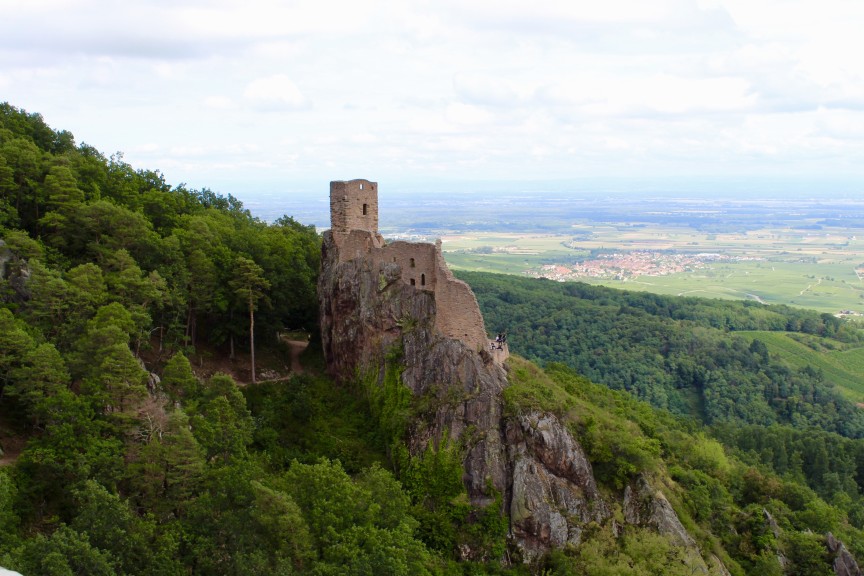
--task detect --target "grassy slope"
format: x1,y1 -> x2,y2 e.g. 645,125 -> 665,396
737,330 -> 864,401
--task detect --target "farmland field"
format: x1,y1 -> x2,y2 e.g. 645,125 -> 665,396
439,223 -> 864,314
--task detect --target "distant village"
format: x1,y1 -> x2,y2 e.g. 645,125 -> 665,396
528,251 -> 763,281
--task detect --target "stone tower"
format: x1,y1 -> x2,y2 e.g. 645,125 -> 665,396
330,179 -> 378,242
324,178 -> 495,356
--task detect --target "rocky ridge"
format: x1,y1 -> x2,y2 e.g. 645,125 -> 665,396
318,229 -> 721,565
827,533 -> 861,576
0,238 -> 30,302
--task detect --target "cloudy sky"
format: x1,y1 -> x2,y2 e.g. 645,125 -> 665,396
2,0 -> 864,199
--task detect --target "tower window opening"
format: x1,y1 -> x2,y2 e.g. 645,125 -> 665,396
410,258 -> 416,268
421,273 -> 426,286
363,203 -> 368,215
410,278 -> 416,286
359,183 -> 364,190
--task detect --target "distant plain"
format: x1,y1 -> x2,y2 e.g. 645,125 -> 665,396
258,188 -> 864,314
381,193 -> 864,315
441,225 -> 864,314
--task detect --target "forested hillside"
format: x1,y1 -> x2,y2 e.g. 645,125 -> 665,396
464,271 -> 864,560
462,271 -> 864,436
0,104 -> 416,574
0,103 -> 320,354
2,104 -> 864,575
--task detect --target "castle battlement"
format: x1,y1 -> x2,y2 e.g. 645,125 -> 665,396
327,179 -> 503,357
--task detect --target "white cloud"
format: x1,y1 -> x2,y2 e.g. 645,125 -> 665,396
131,143 -> 161,153
243,74 -> 309,111
445,103 -> 494,126
537,74 -> 756,117
452,74 -> 532,107
204,95 -> 234,109
2,0 -> 864,192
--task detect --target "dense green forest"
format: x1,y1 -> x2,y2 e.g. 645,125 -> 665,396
462,271 -> 864,437
464,271 -> 864,560
2,103 -> 864,575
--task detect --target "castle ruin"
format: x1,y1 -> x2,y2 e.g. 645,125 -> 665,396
327,179 -> 503,357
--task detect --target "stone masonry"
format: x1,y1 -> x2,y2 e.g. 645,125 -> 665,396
327,179 -> 504,357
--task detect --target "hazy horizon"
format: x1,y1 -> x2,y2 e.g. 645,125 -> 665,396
237,177 -> 864,229
5,1 -> 864,197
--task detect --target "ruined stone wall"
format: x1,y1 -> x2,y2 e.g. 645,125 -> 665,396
374,240 -> 488,351
333,229 -> 385,263
432,241 -> 488,352
330,179 -> 378,240
376,241 -> 438,291
328,178 -> 489,354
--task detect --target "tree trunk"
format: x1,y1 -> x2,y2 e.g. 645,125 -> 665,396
185,306 -> 193,343
229,308 -> 235,359
249,296 -> 256,384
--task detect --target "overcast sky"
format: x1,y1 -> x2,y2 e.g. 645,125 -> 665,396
2,0 -> 864,199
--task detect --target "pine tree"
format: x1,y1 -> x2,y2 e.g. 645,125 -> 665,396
230,257 -> 270,383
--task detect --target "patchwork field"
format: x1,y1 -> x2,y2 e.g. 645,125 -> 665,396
440,223 -> 864,314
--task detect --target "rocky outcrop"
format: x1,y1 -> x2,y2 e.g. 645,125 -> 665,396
711,554 -> 733,576
623,474 -> 712,574
763,508 -> 781,539
318,227 -> 706,562
0,238 -> 31,302
0,239 -> 10,276
506,412 -> 609,560
319,231 -> 510,504
827,533 -> 862,576
761,508 -> 789,570
319,230 -> 617,557
624,475 -> 695,548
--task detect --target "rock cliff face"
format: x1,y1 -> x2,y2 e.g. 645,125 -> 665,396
624,474 -> 712,574
319,231 -> 510,504
505,412 -> 609,558
318,228 -> 708,562
623,475 -> 696,548
0,239 -> 10,275
0,239 -> 30,303
827,533 -> 862,576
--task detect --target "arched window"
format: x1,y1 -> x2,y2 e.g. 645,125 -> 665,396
421,273 -> 426,286
362,203 -> 368,216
